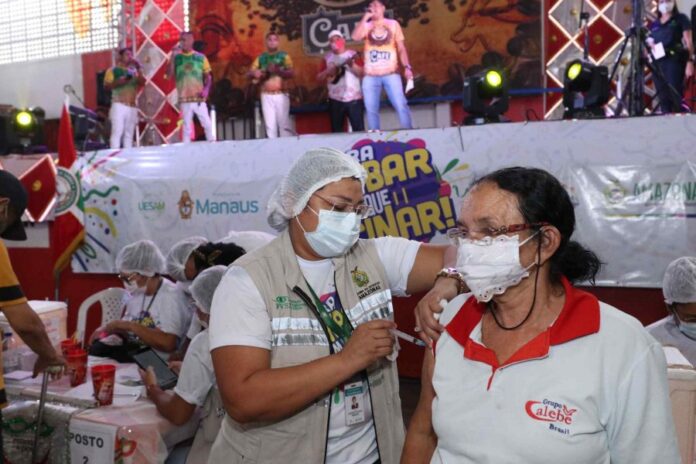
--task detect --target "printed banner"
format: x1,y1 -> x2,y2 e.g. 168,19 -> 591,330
189,0 -> 542,108
75,115 -> 696,287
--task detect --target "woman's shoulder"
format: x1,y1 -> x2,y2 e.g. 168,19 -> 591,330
158,278 -> 189,304
676,12 -> 691,26
158,277 -> 179,294
439,293 -> 471,326
596,301 -> 659,349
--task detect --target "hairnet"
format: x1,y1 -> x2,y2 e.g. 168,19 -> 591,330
115,240 -> 166,276
663,257 -> 696,304
267,147 -> 366,231
166,236 -> 208,281
190,265 -> 226,314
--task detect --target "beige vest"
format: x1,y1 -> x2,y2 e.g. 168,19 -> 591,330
208,230 -> 404,463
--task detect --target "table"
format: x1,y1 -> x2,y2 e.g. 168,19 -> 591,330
5,358 -> 198,464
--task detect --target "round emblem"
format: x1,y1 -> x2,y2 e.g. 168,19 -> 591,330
56,167 -> 80,214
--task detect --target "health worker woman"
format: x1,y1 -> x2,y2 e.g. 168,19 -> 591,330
402,167 -> 680,463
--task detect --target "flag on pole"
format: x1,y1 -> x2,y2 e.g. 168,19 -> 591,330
52,101 -> 84,275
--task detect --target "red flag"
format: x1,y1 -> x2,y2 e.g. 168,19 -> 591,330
52,103 -> 85,274
20,155 -> 57,222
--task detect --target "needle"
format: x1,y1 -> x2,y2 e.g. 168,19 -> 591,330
393,329 -> 426,347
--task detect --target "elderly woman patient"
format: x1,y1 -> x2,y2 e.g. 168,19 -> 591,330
402,167 -> 680,463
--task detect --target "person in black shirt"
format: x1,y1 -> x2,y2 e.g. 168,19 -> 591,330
649,0 -> 694,112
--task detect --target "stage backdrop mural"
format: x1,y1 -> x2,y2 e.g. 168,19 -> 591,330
72,115 -> 696,288
189,0 -> 542,112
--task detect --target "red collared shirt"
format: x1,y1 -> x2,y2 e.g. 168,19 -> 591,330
430,277 -> 680,464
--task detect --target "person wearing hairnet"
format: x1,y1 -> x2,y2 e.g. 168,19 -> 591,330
89,240 -> 192,361
648,257 -> 696,365
208,147 -> 457,464
166,236 -> 208,289
170,241 -> 247,362
141,265 -> 231,464
166,236 -> 208,362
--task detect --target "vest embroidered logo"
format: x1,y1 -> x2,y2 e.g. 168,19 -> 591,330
525,399 -> 577,435
351,267 -> 370,287
274,296 -> 306,310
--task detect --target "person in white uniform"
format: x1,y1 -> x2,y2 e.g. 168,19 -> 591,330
648,256 -> 696,366
166,236 -> 209,291
90,240 -> 191,362
141,265 -> 229,464
165,236 -> 208,361
403,167 -> 680,464
208,147 -> 457,464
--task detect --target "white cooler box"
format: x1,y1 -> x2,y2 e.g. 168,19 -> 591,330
664,346 -> 696,464
0,300 -> 68,371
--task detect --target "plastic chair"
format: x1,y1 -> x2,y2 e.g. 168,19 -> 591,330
75,288 -> 128,346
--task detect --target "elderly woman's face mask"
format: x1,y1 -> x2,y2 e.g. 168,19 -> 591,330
454,229 -> 540,302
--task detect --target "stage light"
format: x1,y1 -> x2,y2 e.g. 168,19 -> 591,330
485,70 -> 502,88
462,68 -> 509,125
15,110 -> 33,128
0,107 -> 46,155
567,62 -> 582,81
563,59 -> 609,119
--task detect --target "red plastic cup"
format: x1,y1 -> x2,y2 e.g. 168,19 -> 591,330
60,339 -> 80,357
91,364 -> 116,406
66,349 -> 88,387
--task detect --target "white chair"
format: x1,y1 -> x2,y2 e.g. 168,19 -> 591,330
75,288 -> 128,347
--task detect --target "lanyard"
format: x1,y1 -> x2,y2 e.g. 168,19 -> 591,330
137,278 -> 163,323
304,278 -> 353,347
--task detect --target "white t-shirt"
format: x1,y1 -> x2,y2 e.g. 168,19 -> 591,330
122,278 -> 192,359
174,329 -> 216,406
430,280 -> 680,464
648,316 -> 696,367
325,50 -> 363,103
210,236 -> 420,464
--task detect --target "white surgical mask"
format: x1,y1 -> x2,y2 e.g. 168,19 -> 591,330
674,313 -> 696,340
302,208 -> 361,258
124,281 -> 142,294
455,232 -> 538,303
659,2 -> 674,14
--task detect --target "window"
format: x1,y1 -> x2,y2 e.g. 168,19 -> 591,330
0,0 -> 121,65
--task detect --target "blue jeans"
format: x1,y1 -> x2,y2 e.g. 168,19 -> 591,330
362,73 -> 412,130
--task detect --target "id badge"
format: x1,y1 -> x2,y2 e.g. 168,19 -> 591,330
344,380 -> 366,426
653,42 -> 666,60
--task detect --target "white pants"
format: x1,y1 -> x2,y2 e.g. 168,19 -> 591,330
181,102 -> 215,143
260,93 -> 293,138
109,102 -> 138,149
